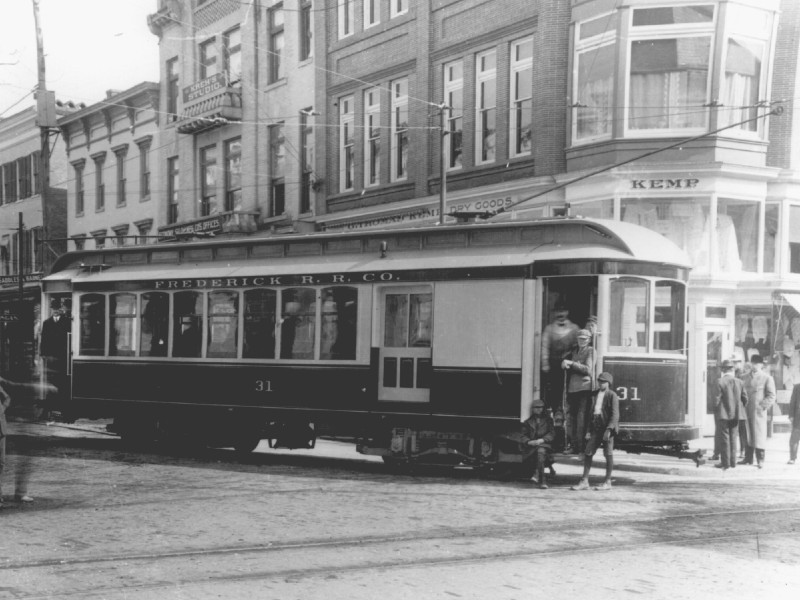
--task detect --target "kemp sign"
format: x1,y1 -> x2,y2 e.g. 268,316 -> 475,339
630,178 -> 699,190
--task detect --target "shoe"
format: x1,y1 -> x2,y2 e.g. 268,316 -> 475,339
594,481 -> 612,491
529,475 -> 539,484
714,463 -> 727,470
757,463 -> 763,470
539,482 -> 549,490
788,459 -> 796,465
710,454 -> 720,461
737,460 -> 752,465
571,479 -> 590,491
14,495 -> 33,503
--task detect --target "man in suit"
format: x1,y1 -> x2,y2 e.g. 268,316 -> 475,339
788,383 -> 800,465
40,307 -> 71,400
571,372 -> 619,491
520,398 -> 555,489
714,360 -> 748,470
740,355 -> 776,468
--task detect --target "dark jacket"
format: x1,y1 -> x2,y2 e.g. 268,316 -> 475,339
715,373 -> 747,421
520,413 -> 555,456
564,345 -> 596,393
584,389 -> 619,435
789,384 -> 800,427
0,382 -> 10,438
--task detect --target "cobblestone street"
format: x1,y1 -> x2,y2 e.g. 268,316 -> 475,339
0,422 -> 798,599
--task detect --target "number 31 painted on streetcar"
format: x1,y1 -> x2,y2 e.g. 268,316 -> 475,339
616,386 -> 641,401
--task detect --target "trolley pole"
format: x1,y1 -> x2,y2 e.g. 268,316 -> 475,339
33,0 -> 53,273
438,103 -> 450,226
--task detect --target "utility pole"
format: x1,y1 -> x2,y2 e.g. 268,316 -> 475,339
438,103 -> 450,226
33,0 -> 56,274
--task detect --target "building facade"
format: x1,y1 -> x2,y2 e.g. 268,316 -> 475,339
59,83 -> 161,251
147,0 -> 317,240
0,103 -> 71,377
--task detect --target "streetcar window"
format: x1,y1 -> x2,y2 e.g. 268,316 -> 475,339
207,291 -> 239,358
140,292 -> 169,357
79,294 -> 105,356
243,289 -> 276,359
173,291 -> 203,358
384,292 -> 432,348
109,293 -> 137,356
609,277 -> 649,352
320,286 -> 358,360
654,281 -> 685,353
280,288 -> 316,359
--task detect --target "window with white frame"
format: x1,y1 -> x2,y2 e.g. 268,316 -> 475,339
300,110 -> 314,213
224,26 -> 242,85
300,0 -> 313,61
167,156 -> 179,225
510,37 -> 533,157
390,0 -> 407,19
443,60 -> 463,170
364,0 -> 379,28
475,49 -> 496,164
200,145 -> 217,217
339,96 -> 355,192
199,37 -> 218,79
269,5 -> 285,83
338,0 -> 354,39
73,160 -> 85,215
364,89 -> 381,187
719,5 -> 772,134
224,137 -> 242,212
627,5 -> 714,133
138,139 -> 151,199
573,13 -> 617,142
114,147 -> 127,206
390,78 -> 409,181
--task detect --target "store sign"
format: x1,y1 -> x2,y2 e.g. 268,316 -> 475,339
630,178 -> 699,190
183,73 -> 227,103
325,195 -> 518,232
159,215 -> 224,239
0,312 -> 19,322
0,273 -> 42,285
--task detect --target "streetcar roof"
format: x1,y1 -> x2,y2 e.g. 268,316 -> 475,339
44,218 -> 691,287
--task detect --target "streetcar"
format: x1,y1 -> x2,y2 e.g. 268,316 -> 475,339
40,217 -> 700,466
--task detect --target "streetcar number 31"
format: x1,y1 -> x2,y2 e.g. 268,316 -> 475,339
255,379 -> 273,392
616,386 -> 641,401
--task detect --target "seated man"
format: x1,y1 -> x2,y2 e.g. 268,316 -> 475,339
520,398 -> 555,489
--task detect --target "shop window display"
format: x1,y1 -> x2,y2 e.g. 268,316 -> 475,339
774,303 -> 800,393
622,198 -> 711,272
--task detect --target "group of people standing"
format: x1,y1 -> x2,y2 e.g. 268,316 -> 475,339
521,307 -> 618,490
714,353 -> 799,470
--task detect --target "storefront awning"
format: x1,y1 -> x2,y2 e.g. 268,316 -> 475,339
778,293 -> 800,315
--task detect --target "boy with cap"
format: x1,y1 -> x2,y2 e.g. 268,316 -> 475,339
571,372 -> 618,491
520,398 -> 555,489
562,328 -> 596,454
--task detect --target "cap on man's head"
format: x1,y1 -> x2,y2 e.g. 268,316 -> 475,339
598,372 -> 613,385
577,329 -> 591,339
721,359 -> 735,370
750,354 -> 764,364
531,398 -> 545,409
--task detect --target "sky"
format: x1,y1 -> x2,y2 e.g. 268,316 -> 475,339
0,0 -> 160,117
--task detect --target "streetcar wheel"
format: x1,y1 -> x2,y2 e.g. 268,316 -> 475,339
233,435 -> 261,454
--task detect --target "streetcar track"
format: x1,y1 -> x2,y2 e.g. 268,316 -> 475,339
3,505 -> 799,573
7,516 -> 799,600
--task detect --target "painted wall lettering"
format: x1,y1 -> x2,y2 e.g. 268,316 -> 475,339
631,178 -> 699,190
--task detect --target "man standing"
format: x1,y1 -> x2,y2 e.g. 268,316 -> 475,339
520,398 -> 555,489
571,372 -> 619,491
0,378 -> 35,505
788,383 -> 800,465
562,329 -> 596,454
39,307 -> 71,401
714,360 -> 748,470
541,306 -> 578,414
740,355 -> 776,468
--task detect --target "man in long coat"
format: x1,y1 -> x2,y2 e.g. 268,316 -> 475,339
741,355 -> 776,468
714,360 -> 748,470
788,383 -> 800,465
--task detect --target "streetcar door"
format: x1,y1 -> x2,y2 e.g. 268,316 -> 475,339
377,286 -> 433,403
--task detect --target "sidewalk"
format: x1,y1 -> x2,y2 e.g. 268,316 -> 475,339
586,429 -> 800,479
